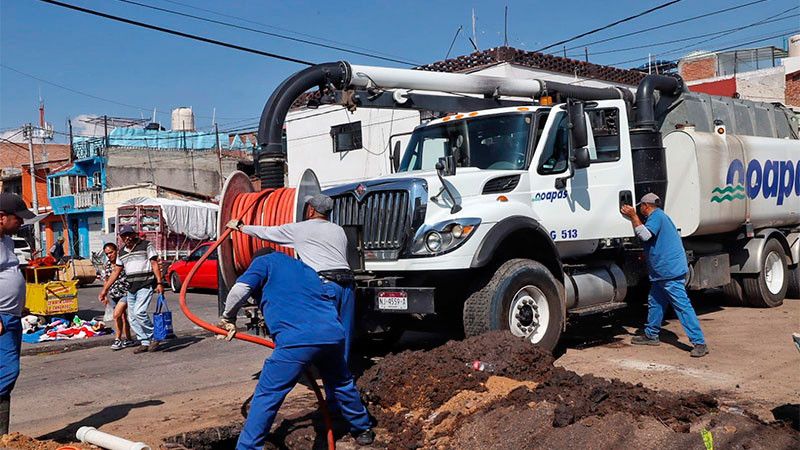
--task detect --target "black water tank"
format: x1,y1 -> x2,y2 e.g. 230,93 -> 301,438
630,130 -> 667,204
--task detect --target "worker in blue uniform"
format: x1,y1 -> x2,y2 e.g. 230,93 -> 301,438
621,192 -> 708,357
217,248 -> 374,449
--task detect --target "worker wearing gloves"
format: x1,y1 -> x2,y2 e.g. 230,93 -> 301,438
621,193 -> 708,357
227,193 -> 355,412
0,193 -> 35,435
218,249 -> 374,449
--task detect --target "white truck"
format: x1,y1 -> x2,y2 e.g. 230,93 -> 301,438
253,62 -> 800,350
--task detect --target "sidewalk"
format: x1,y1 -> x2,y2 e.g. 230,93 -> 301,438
21,284 -> 221,356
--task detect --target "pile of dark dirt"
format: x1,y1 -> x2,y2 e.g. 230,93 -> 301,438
357,330 -> 799,449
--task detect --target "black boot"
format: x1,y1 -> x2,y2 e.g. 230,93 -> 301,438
0,395 -> 10,436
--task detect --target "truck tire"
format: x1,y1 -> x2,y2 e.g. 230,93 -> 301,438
463,259 -> 563,351
786,265 -> 800,299
721,277 -> 746,306
742,239 -> 788,308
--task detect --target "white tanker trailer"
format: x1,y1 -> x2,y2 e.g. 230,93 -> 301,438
237,62 -> 799,350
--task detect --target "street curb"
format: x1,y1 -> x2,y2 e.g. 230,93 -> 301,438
20,327 -> 215,357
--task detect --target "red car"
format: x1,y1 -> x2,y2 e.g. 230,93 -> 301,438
168,243 -> 218,292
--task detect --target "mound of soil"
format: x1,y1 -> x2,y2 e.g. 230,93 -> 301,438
0,432 -> 87,450
357,331 -> 799,449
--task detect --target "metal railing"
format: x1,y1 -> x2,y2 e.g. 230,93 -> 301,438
74,189 -> 103,209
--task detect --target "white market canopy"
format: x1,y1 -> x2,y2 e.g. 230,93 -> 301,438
119,197 -> 219,240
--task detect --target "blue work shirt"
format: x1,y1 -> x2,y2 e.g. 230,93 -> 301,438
643,208 -> 688,281
236,252 -> 345,348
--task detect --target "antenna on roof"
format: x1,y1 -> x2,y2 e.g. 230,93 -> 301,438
445,25 -> 463,60
472,9 -> 477,50
504,6 -> 508,47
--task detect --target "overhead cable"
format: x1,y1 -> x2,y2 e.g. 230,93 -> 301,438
38,0 -> 313,65
533,0 -> 684,53
114,0 -> 419,66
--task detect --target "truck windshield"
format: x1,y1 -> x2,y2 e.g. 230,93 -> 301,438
398,113 -> 532,172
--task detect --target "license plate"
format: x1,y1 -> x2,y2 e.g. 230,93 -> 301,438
377,291 -> 408,310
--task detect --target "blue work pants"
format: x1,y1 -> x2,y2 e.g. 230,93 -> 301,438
236,343 -> 371,450
126,286 -> 154,346
645,277 -> 706,345
0,314 -> 22,398
320,281 -> 355,412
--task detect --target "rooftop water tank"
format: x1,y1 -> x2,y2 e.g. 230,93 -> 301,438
171,107 -> 195,132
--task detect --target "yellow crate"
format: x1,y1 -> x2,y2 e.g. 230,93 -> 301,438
25,280 -> 79,316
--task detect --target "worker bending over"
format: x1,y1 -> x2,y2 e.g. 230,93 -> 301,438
218,249 -> 374,449
621,193 -> 708,357
227,193 -> 355,412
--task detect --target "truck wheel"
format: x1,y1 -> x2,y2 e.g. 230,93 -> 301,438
463,259 -> 563,351
721,277 -> 746,306
742,239 -> 787,308
786,265 -> 800,299
170,272 -> 182,293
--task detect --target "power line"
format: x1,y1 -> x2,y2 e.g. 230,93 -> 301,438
156,0 -> 416,64
609,5 -> 799,66
38,0 -> 313,65
611,28 -> 799,66
569,13 -> 799,58
563,0 -> 768,52
534,0 -> 684,53
114,0 -> 419,66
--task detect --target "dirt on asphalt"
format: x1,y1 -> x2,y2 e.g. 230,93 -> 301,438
353,331 -> 798,449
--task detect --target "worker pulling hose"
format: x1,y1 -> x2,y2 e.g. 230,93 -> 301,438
178,187 -> 375,449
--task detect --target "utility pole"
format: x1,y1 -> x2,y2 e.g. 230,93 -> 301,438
215,123 -> 224,190
23,123 -> 41,251
68,119 -> 74,163
585,47 -> 589,62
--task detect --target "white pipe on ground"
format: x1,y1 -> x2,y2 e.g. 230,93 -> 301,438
348,64 -> 545,98
76,426 -> 150,450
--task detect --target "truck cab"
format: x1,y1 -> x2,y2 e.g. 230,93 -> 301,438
324,100 -> 638,349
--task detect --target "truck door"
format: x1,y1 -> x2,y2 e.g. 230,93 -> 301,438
529,101 -> 635,242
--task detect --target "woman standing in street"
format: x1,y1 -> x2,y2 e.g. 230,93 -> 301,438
101,243 -> 135,350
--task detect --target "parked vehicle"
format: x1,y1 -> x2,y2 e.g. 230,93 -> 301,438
251,62 -> 800,350
168,243 -> 218,292
12,236 -> 32,267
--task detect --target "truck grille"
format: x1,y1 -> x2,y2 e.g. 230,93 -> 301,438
331,190 -> 409,254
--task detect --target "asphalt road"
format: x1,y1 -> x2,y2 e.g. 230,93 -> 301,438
12,286 -> 800,447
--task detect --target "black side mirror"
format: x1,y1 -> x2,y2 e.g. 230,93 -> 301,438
571,147 -> 590,169
391,141 -> 401,172
436,155 -> 456,177
567,99 -> 588,150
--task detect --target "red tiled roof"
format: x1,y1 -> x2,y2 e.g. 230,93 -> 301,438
417,46 -> 645,86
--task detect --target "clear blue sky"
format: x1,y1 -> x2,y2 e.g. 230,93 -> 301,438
1,0 -> 797,139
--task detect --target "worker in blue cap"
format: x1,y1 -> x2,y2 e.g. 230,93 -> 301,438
218,248 -> 374,449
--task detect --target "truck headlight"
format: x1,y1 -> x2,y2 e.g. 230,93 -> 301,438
410,218 -> 480,256
425,231 -> 442,252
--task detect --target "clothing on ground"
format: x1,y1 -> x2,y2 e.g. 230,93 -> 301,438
0,236 -> 25,317
116,240 -> 158,292
0,314 -> 22,397
126,286 -> 155,345
236,343 -> 371,450
233,252 -> 344,348
241,219 -> 350,272
645,277 -> 706,345
642,208 -> 688,281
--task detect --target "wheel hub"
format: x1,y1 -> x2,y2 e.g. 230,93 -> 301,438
764,251 -> 784,295
509,286 -> 548,343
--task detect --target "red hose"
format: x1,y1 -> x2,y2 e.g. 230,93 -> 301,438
178,187 -> 336,450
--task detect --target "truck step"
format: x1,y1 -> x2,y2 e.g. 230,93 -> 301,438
568,302 -> 628,317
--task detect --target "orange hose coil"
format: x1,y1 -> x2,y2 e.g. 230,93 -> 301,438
230,187 -> 297,275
